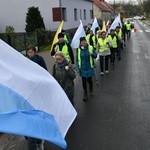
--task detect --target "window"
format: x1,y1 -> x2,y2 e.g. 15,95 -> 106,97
84,9 -> 86,20
62,8 -> 67,21
52,7 -> 61,21
90,10 -> 93,19
80,9 -> 82,20
74,8 -> 78,21
52,7 -> 67,22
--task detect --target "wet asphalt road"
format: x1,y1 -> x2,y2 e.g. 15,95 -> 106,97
1,20 -> 150,150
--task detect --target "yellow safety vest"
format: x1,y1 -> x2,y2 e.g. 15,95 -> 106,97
57,43 -> 71,62
108,35 -> 117,48
116,29 -> 122,39
98,38 -> 110,53
126,23 -> 131,30
86,34 -> 97,48
77,45 -> 94,69
86,34 -> 90,44
64,34 -> 69,43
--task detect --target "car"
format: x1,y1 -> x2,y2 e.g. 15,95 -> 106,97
134,16 -> 141,20
124,18 -> 134,28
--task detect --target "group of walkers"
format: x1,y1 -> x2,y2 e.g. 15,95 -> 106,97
24,19 -> 133,150
50,20 -> 133,103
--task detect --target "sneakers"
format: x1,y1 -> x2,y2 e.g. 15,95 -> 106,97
100,72 -> 104,76
105,70 -> 109,73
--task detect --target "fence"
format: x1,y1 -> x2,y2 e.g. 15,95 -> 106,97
0,30 -> 53,54
0,28 -> 77,55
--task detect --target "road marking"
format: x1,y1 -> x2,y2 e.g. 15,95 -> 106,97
144,53 -> 150,59
145,30 -> 150,32
132,30 -> 150,33
138,30 -> 143,32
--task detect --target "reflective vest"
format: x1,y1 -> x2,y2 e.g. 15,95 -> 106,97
86,34 -> 97,48
126,23 -> 131,30
77,45 -> 94,69
57,43 -> 71,62
108,35 -> 117,48
98,38 -> 110,52
116,29 -> 122,39
86,34 -> 90,44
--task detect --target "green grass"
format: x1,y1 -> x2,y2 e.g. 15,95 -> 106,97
40,44 -> 52,52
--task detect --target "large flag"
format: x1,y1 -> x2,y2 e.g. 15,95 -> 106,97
90,17 -> 99,34
0,39 -> 77,149
71,20 -> 86,49
101,21 -> 106,32
50,20 -> 64,52
107,14 -> 122,34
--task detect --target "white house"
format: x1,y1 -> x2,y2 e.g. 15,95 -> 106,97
0,0 -> 94,33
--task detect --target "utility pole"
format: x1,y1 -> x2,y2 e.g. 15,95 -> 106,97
114,0 -> 116,13
59,0 -> 62,21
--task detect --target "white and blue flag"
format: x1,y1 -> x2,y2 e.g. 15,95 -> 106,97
0,39 -> 77,149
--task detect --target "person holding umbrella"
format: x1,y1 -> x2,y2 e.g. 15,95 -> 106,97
76,37 -> 97,101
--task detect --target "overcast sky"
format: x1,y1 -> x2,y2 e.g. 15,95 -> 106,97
105,0 -> 138,4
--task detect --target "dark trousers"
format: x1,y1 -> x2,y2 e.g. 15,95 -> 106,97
25,137 -> 42,150
82,77 -> 93,93
99,55 -> 109,72
127,30 -> 131,39
110,48 -> 117,66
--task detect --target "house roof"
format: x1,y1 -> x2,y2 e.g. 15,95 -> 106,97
94,0 -> 112,12
103,1 -> 115,12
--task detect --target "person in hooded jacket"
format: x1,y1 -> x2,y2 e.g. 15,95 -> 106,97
52,51 -> 76,106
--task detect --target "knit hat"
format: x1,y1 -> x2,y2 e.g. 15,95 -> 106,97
58,33 -> 64,39
80,37 -> 86,42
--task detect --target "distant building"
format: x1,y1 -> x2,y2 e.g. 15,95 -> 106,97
94,0 -> 115,26
0,0 -> 94,33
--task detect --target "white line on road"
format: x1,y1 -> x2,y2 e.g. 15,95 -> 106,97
144,53 -> 150,59
145,30 -> 150,32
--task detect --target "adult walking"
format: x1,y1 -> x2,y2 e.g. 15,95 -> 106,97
97,31 -> 111,75
26,45 -> 47,150
125,20 -> 132,39
108,29 -> 119,68
115,26 -> 123,60
52,52 -> 76,106
76,37 -> 97,101
51,32 -> 74,64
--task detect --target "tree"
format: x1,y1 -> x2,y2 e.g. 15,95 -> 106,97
143,0 -> 150,16
25,6 -> 45,32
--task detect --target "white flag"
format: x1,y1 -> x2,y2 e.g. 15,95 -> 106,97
91,17 -> 99,34
71,20 -> 86,49
107,14 -> 122,34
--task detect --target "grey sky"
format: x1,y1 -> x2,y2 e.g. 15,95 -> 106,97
105,0 -> 138,4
